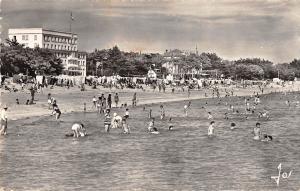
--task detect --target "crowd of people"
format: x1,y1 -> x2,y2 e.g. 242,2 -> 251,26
0,74 -> 299,142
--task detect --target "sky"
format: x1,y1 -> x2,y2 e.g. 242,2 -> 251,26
1,0 -> 300,63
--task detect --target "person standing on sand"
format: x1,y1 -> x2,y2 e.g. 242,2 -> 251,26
114,93 -> 119,108
97,97 -> 102,114
92,96 -> 97,108
132,93 -> 137,107
30,86 -> 35,103
0,105 -> 8,135
107,94 -> 112,109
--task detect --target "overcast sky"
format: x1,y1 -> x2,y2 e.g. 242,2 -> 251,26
1,0 -> 300,63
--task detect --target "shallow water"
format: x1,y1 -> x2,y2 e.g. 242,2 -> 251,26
1,93 -> 300,190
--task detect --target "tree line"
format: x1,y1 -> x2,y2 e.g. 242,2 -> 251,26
0,39 -> 63,77
87,46 -> 300,81
1,40 -> 300,81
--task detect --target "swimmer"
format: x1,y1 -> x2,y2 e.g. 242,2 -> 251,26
168,117 -> 174,130
224,113 -> 229,120
207,112 -> 213,120
208,121 -> 215,137
148,118 -> 159,134
71,123 -> 86,138
184,104 -> 188,117
261,134 -> 273,142
253,122 -> 261,140
258,111 -> 269,119
230,122 -> 236,130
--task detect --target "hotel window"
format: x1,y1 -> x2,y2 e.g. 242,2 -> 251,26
51,44 -> 53,49
34,35 -> 37,41
58,45 -> 60,50
22,35 -> 28,40
54,45 -> 57,49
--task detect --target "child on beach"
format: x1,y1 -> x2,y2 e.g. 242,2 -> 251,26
208,121 -> 215,137
16,99 -> 20,105
52,103 -> 61,120
71,123 -> 86,138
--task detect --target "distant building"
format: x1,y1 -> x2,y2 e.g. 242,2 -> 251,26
8,28 -> 86,76
162,49 -> 201,79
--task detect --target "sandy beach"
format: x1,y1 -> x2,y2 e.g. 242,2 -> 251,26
1,83 -> 299,121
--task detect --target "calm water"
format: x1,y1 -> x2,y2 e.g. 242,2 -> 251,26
0,93 -> 300,191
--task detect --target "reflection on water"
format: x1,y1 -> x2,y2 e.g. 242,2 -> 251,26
0,93 -> 300,190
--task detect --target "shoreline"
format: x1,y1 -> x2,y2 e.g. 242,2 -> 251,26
3,84 -> 298,124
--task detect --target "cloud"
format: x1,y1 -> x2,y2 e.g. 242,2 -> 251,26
1,0 -> 300,63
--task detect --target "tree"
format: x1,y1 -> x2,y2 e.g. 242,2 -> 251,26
0,39 -> 63,76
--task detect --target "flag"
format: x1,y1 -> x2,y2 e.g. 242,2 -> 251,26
71,12 -> 74,21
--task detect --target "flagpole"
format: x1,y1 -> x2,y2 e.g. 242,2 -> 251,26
69,11 -> 72,33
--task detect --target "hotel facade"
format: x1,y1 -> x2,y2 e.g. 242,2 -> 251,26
8,28 -> 87,76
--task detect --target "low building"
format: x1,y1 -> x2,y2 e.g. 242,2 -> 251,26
8,28 -> 86,76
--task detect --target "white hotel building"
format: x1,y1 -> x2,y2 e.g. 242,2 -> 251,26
8,28 -> 87,76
